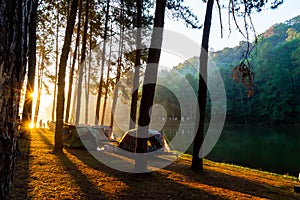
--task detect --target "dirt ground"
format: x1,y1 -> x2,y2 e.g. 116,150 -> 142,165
9,128 -> 300,200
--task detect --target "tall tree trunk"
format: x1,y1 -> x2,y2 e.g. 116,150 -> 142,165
110,58 -> 122,128
110,0 -> 124,129
76,59 -> 84,124
22,0 -> 37,129
34,57 -> 43,128
52,0 -> 60,122
85,23 -> 92,124
134,0 -> 166,171
65,0 -> 82,123
101,34 -> 113,125
101,68 -> 110,125
95,0 -> 110,125
54,0 -> 78,152
75,0 -> 89,125
0,0 -> 29,198
129,0 -> 142,130
84,57 -> 90,124
75,62 -> 84,124
191,0 -> 214,171
70,78 -> 78,123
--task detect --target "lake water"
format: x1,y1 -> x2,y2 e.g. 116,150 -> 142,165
163,124 -> 300,176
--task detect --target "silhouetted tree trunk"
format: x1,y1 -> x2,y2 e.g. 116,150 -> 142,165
85,31 -> 92,124
101,33 -> 113,125
34,56 -> 43,128
52,0 -> 60,122
85,53 -> 91,124
129,0 -> 142,130
75,0 -> 89,125
54,0 -> 78,152
191,0 -> 214,171
95,0 -> 110,125
101,68 -> 110,125
0,0 -> 30,198
65,0 -> 82,123
22,0 -> 37,129
70,78 -> 78,123
110,57 -> 122,128
134,0 -> 166,171
110,0 -> 124,129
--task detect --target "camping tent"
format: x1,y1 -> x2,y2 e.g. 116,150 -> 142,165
118,129 -> 170,153
62,124 -> 99,150
90,125 -> 115,142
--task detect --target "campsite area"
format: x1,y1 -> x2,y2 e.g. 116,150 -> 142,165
9,128 -> 300,199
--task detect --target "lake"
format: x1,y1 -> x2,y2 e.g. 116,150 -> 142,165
163,124 -> 300,176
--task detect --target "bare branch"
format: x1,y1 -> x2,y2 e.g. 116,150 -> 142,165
230,0 -> 247,39
216,0 -> 224,38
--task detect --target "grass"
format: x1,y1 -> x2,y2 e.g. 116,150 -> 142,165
9,128 -> 300,200
182,154 -> 298,181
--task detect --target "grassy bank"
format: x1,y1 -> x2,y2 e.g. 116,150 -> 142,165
10,128 -> 300,199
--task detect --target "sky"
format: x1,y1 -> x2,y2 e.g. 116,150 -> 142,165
160,0 -> 300,69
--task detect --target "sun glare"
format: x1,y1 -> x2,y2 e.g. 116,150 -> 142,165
30,92 -> 37,99
29,123 -> 34,129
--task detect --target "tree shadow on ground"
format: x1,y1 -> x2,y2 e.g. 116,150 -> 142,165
36,129 -> 223,199
36,129 -> 105,199
66,148 -> 225,199
67,147 -> 300,200
17,129 -> 299,200
165,160 -> 299,200
9,131 -> 31,199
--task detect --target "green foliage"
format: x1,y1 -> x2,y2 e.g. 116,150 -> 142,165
155,15 -> 300,125
166,0 -> 201,29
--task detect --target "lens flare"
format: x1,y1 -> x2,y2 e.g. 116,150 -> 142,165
29,123 -> 34,129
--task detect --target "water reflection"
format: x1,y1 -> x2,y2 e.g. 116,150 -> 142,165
163,124 -> 300,176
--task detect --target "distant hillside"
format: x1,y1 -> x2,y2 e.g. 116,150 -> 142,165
172,15 -> 300,71
157,15 -> 300,125
173,57 -> 199,76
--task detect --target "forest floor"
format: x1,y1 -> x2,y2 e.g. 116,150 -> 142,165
9,128 -> 300,200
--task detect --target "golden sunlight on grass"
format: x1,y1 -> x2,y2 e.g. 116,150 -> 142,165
160,169 -> 267,199
10,129 -> 300,200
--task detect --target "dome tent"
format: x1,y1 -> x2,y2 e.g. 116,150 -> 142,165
118,129 -> 170,153
90,125 -> 116,142
62,124 -> 101,150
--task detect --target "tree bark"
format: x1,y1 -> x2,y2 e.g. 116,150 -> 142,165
129,0 -> 143,130
95,0 -> 110,125
75,0 -> 89,125
134,0 -> 166,171
110,58 -> 122,128
22,0 -> 37,129
85,27 -> 92,124
101,33 -> 113,125
110,0 -> 124,129
85,12 -> 93,124
191,0 -> 214,171
84,55 -> 91,124
34,57 -> 43,128
52,0 -> 60,122
0,0 -> 29,198
70,79 -> 78,123
54,0 -> 78,152
65,0 -> 82,123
